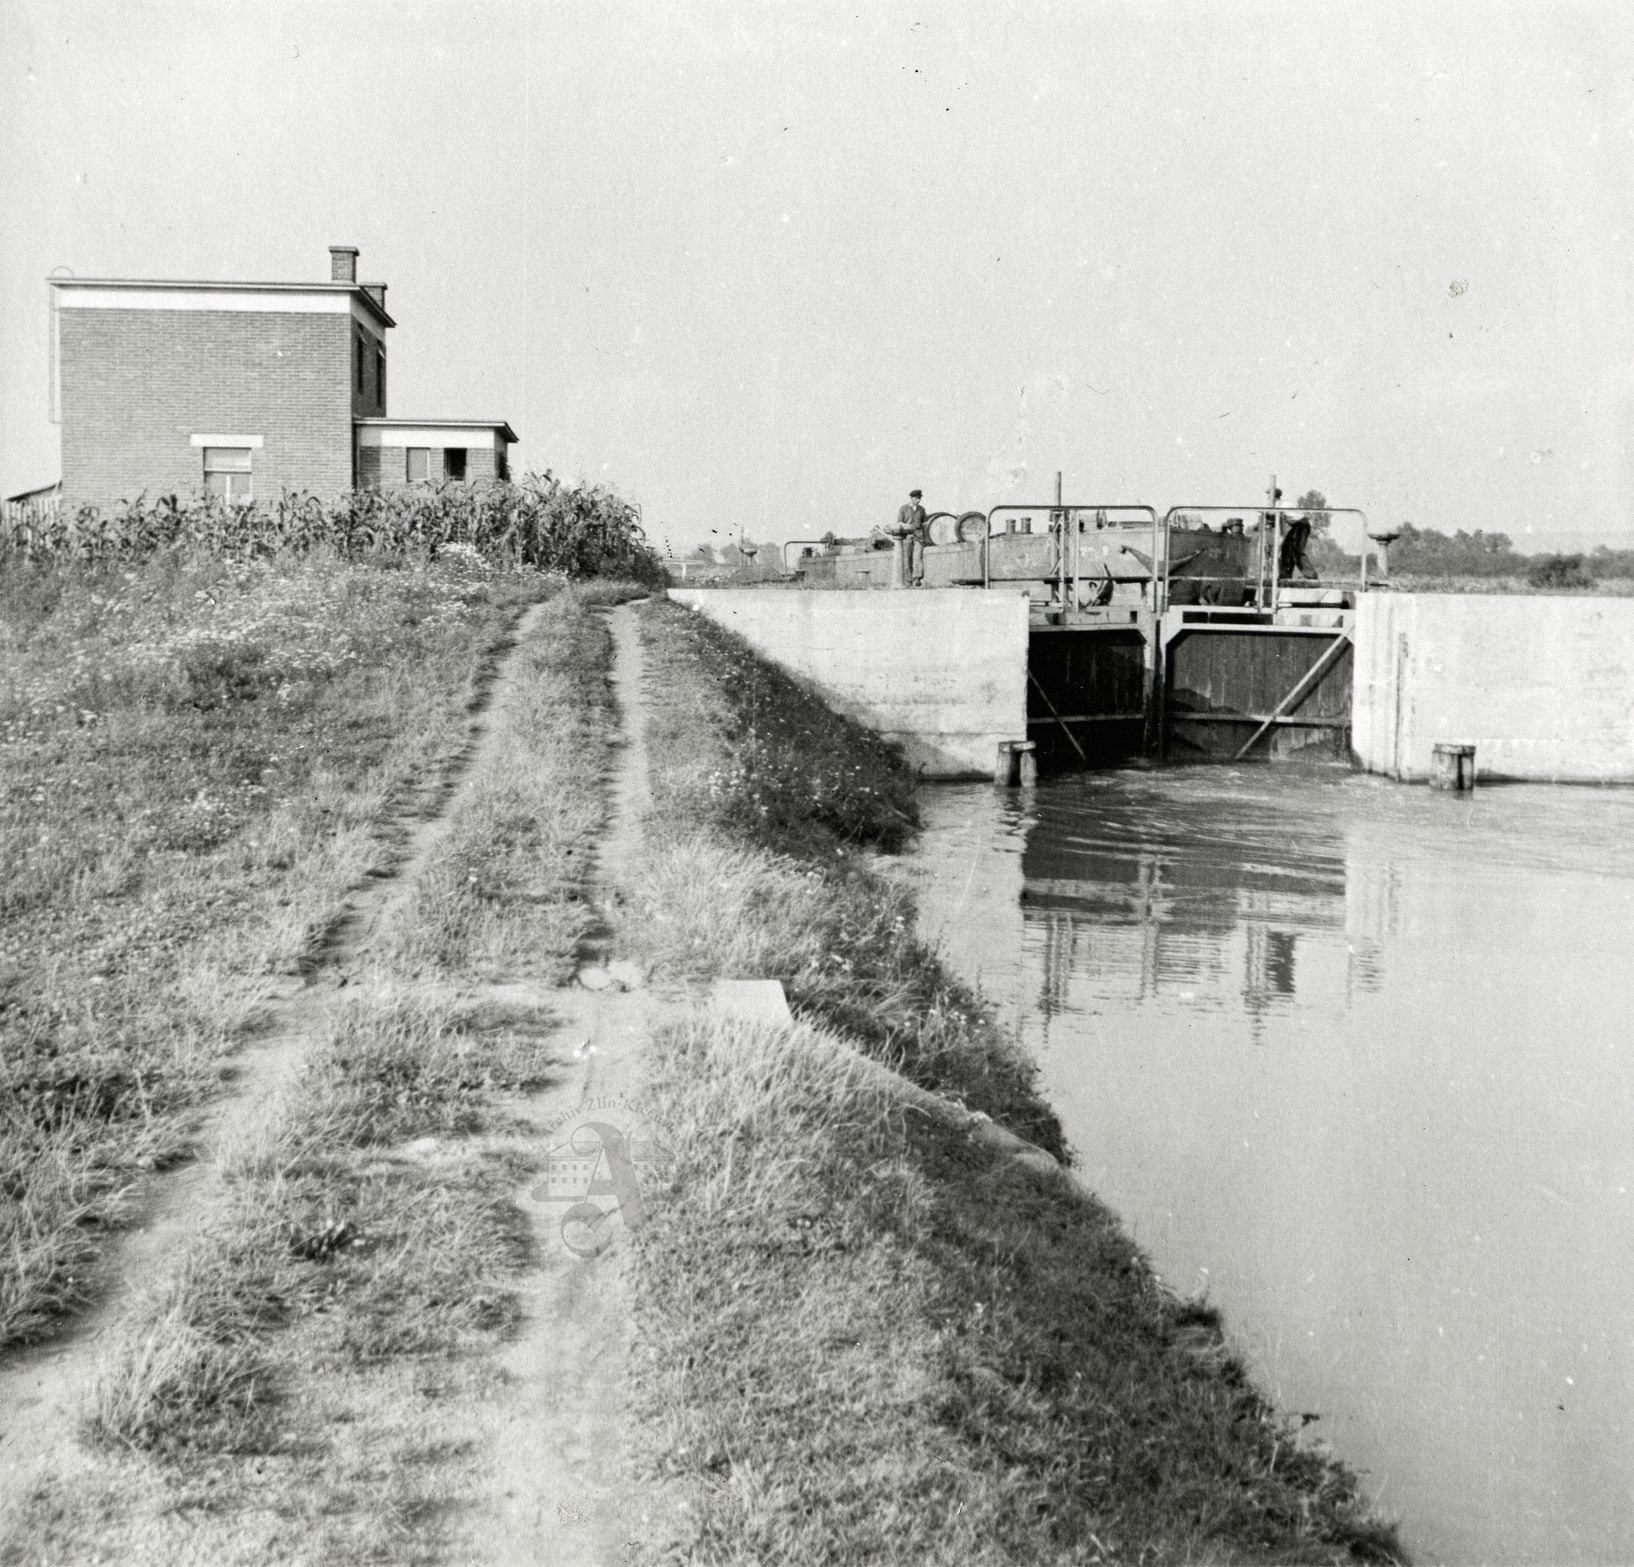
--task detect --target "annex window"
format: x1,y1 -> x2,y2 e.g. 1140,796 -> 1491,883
406,447 -> 431,483
445,448 -> 467,481
355,334 -> 365,392
203,446 -> 253,503
375,345 -> 385,406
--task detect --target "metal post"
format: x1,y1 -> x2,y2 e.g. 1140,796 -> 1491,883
1265,475 -> 1280,612
1271,515 -> 1282,611
1070,505 -> 1079,609
1055,470 -> 1067,612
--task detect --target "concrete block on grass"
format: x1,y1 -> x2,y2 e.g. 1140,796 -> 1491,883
709,979 -> 794,1027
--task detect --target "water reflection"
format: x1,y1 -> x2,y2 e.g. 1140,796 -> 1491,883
909,768 -> 1634,1567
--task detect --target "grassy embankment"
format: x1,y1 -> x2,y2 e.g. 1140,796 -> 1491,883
624,600 -> 1406,1566
3,557 -> 635,1561
1,546 -> 535,1347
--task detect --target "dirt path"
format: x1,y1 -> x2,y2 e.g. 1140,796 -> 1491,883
465,601 -> 675,1565
0,599 -> 550,1532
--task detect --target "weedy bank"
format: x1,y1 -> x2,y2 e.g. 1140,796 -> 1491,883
625,600 -> 1406,1565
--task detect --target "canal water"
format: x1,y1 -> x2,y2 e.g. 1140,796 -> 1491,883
905,766 -> 1634,1566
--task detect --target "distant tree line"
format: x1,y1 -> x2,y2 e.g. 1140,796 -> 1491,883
1388,526 -> 1634,588
687,539 -> 765,568
1295,489 -> 1630,589
1389,523 -> 1523,577
675,537 -> 784,581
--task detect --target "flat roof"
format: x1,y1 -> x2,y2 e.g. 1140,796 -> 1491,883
50,275 -> 395,328
357,417 -> 518,442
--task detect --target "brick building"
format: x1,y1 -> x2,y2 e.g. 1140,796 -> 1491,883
50,246 -> 516,510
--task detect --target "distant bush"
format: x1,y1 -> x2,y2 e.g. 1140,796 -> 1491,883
1586,545 -> 1634,578
0,474 -> 665,583
1526,552 -> 1595,591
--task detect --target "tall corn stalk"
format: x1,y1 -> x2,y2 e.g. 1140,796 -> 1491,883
0,476 -> 663,581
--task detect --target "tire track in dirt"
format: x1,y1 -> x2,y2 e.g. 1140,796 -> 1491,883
464,600 -> 679,1567
0,597 -> 551,1523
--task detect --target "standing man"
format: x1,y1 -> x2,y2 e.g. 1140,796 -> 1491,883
895,488 -> 928,586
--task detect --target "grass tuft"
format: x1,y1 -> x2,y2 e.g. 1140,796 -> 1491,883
298,988 -> 562,1151
84,1235 -> 285,1457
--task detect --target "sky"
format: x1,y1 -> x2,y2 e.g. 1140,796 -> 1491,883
2,0 -> 1632,556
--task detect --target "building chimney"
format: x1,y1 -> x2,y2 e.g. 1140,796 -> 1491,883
329,246 -> 359,284
362,283 -> 387,312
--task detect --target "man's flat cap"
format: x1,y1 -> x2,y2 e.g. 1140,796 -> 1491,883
909,489 -> 922,498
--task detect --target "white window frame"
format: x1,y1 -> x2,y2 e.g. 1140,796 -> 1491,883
202,447 -> 254,504
191,434 -> 262,506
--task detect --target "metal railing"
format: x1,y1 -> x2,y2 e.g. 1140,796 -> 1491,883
1156,505 -> 1372,615
979,503 -> 1160,600
782,539 -> 830,572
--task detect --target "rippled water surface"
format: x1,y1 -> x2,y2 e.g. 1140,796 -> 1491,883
908,767 -> 1634,1566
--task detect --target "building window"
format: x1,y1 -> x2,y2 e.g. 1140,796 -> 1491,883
445,448 -> 467,481
496,447 -> 510,483
203,446 -> 253,503
355,335 -> 365,392
406,447 -> 431,483
375,345 -> 385,406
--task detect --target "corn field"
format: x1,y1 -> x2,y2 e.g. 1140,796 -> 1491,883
0,474 -> 664,581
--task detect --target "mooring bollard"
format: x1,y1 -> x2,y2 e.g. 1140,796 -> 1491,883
889,535 -> 906,589
995,740 -> 1038,788
1431,742 -> 1477,792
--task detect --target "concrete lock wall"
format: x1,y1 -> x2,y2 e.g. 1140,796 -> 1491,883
1353,592 -> 1634,782
667,587 -> 1030,778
